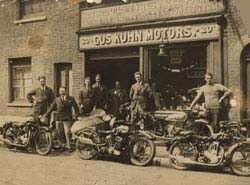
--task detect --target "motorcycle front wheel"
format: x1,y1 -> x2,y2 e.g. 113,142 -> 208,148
229,144 -> 250,176
76,128 -> 98,160
130,137 -> 155,166
35,128 -> 52,156
169,141 -> 189,170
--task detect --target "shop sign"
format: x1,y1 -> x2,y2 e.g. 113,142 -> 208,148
80,0 -> 224,29
79,23 -> 219,50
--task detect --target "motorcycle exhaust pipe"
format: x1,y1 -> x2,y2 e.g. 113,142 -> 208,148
170,155 -> 222,167
75,136 -> 97,146
1,138 -> 26,148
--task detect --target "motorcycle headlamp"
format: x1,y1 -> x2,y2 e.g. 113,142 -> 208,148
241,127 -> 247,132
40,116 -> 46,123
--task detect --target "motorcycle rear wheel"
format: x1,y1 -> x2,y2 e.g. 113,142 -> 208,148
169,141 -> 189,170
229,144 -> 250,176
35,128 -> 52,156
130,137 -> 155,166
76,128 -> 98,160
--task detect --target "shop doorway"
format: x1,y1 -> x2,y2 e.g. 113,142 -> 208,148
150,45 -> 207,109
241,44 -> 250,118
86,58 -> 139,91
54,63 -> 73,96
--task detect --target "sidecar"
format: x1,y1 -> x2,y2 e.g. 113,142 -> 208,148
71,109 -> 111,135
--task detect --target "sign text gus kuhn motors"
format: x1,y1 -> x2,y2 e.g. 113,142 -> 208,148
79,23 -> 219,50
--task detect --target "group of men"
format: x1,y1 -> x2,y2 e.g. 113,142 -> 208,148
26,72 -> 232,151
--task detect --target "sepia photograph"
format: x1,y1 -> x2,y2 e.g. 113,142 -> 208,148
0,0 -> 250,185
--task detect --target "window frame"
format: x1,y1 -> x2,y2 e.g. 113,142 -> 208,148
9,57 -> 32,104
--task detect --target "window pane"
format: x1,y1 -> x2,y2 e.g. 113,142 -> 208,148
24,79 -> 32,89
13,79 -> 23,87
13,87 -> 24,100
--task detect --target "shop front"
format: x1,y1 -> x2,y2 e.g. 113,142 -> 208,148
78,0 -> 225,111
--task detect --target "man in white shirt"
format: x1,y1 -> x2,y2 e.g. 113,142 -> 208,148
190,73 -> 232,133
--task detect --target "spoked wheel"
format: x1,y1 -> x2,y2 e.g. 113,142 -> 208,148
35,128 -> 52,156
76,128 -> 98,160
229,144 -> 250,176
169,141 -> 189,170
186,122 -> 213,137
130,137 -> 155,166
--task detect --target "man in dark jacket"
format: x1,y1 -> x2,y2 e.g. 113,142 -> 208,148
79,76 -> 95,116
92,74 -> 108,109
44,87 -> 80,151
27,76 -> 55,119
107,81 -> 129,116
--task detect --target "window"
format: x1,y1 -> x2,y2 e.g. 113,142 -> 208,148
19,0 -> 48,19
9,58 -> 32,102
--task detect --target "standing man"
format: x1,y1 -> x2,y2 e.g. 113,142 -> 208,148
129,72 -> 151,121
107,81 -> 129,116
44,87 -> 80,151
189,73 -> 232,133
79,77 -> 95,116
92,74 -> 108,110
27,76 -> 55,119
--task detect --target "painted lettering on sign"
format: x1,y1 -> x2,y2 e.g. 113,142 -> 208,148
79,24 -> 219,50
80,0 -> 224,29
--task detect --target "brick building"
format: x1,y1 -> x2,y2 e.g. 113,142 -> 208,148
0,0 -> 84,116
0,0 -> 249,120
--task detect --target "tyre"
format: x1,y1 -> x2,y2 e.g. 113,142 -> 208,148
229,144 -> 250,176
76,128 -> 98,160
130,137 -> 156,166
186,122 -> 212,137
35,128 -> 52,156
169,141 -> 189,170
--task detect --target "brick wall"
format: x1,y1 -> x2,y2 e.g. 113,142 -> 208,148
225,0 -> 250,120
0,1 -> 84,116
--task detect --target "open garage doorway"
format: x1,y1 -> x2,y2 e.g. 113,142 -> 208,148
86,58 -> 139,91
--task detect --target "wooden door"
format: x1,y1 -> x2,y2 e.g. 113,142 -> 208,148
55,63 -> 73,96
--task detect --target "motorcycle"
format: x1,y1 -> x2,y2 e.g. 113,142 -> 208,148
1,116 -> 52,156
139,108 -> 213,138
169,120 -> 250,176
71,108 -> 156,166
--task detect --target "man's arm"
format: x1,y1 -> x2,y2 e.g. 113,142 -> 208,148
129,85 -> 134,101
79,91 -> 83,106
44,100 -> 56,117
72,97 -> 80,116
218,85 -> 233,103
189,88 -> 203,109
26,88 -> 36,103
48,88 -> 55,105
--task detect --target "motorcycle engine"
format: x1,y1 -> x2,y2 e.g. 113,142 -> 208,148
5,123 -> 29,145
106,135 -> 123,156
202,142 -> 220,164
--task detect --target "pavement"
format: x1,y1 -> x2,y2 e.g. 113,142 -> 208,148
0,147 -> 249,185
